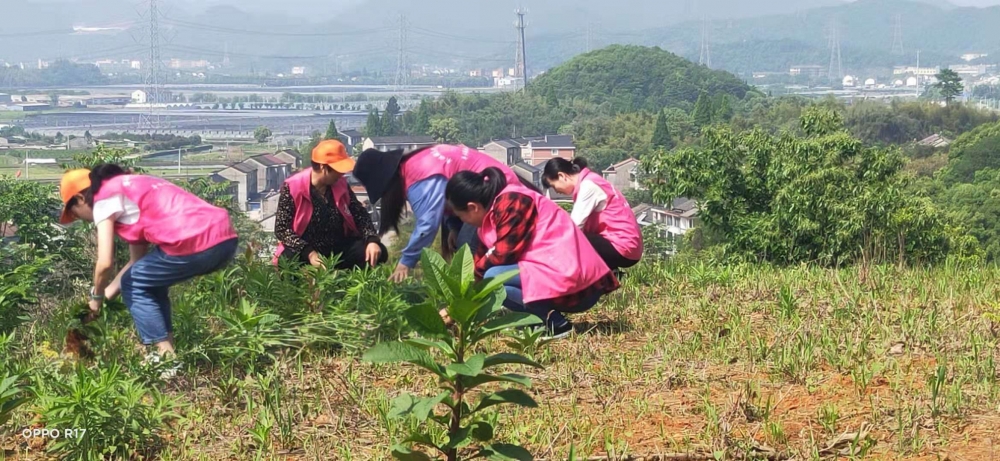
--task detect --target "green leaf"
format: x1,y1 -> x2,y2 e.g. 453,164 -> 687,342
447,297 -> 485,327
472,267 -> 520,301
388,394 -> 417,419
472,290 -> 507,325
402,433 -> 439,449
391,445 -> 435,461
461,373 -> 532,390
474,312 -> 542,342
412,391 -> 450,422
404,302 -> 449,338
449,245 -> 476,294
363,342 -> 443,377
444,426 -> 473,450
470,421 -> 495,442
404,338 -> 455,356
473,389 -> 538,414
477,443 -> 534,461
445,354 -> 485,377
420,249 -> 454,301
483,353 -> 543,370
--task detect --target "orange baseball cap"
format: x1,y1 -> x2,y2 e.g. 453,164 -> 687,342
59,169 -> 91,224
312,139 -> 355,173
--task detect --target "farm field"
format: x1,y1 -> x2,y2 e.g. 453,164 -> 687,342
2,244 -> 998,460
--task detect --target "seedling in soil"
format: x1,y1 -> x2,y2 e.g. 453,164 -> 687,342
364,247 -> 543,461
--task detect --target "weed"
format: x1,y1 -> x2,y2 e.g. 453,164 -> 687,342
818,403 -> 839,435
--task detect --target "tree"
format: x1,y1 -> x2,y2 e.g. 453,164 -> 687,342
642,107 -> 968,265
405,99 -> 432,135
365,109 -> 383,137
84,130 -> 92,144
714,94 -> 734,123
934,69 -> 964,105
382,97 -> 401,136
48,93 -> 60,108
650,111 -> 674,149
429,118 -> 461,144
300,131 -> 322,165
253,126 -> 272,143
692,91 -> 713,127
324,119 -> 340,141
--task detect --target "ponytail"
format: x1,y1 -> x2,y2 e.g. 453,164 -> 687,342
446,167 -> 508,211
542,157 -> 588,182
85,163 -> 127,206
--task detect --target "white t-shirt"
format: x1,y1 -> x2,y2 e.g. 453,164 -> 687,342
570,179 -> 608,228
92,194 -> 141,225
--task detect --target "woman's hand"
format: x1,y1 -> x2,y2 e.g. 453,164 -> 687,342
389,263 -> 409,283
87,297 -> 102,321
308,251 -> 325,268
104,280 -> 121,300
365,243 -> 382,267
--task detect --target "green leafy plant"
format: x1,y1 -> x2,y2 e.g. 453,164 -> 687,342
35,362 -> 181,460
0,372 -> 29,427
363,247 -> 543,461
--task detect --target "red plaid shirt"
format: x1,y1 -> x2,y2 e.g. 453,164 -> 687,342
475,192 -> 619,311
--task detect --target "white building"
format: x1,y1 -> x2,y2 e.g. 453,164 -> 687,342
906,76 -> 919,87
291,67 -> 306,75
864,78 -> 876,87
842,75 -> 856,87
131,90 -> 147,104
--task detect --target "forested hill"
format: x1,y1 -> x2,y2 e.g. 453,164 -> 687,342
532,45 -> 751,113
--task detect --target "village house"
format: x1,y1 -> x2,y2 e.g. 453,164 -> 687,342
633,198 -> 699,253
208,174 -> 239,209
243,154 -> 293,194
602,158 -> 642,192
480,139 -> 525,165
274,149 -> 302,170
216,162 -> 259,211
518,135 -> 576,166
338,129 -> 365,152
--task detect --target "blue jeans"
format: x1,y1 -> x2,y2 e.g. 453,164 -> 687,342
121,238 -> 238,345
483,264 -> 603,329
456,223 -> 480,255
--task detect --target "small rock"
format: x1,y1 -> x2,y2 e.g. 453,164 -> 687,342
312,414 -> 334,427
888,342 -> 905,356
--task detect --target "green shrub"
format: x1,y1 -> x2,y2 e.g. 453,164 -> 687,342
364,248 -> 543,461
34,362 -> 181,460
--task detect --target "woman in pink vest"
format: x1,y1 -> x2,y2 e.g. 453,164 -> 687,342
274,140 -> 387,269
59,164 -> 238,367
543,157 -> 644,271
353,144 -> 534,283
445,167 -> 620,339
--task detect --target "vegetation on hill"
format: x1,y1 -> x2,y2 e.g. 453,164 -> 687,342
532,45 -> 751,113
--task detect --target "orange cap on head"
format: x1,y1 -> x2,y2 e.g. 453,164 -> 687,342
59,169 -> 91,224
311,139 -> 355,173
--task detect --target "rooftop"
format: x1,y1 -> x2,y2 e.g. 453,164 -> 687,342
604,157 -> 640,172
487,139 -> 521,149
247,154 -> 287,167
226,162 -> 258,174
529,135 -> 575,149
339,129 -> 364,137
367,136 -> 436,145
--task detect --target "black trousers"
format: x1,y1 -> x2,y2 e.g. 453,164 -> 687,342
282,238 -> 389,269
585,233 -> 640,271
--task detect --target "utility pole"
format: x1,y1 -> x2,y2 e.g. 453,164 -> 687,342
891,14 -> 904,55
393,14 -> 408,92
514,8 -> 528,92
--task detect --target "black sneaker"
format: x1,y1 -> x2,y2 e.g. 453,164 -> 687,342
542,321 -> 573,341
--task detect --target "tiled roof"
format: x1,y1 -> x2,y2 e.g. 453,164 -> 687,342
529,135 -> 575,149
226,162 -> 258,174
604,157 -> 640,172
340,129 -> 364,138
247,154 -> 285,167
487,139 -> 520,149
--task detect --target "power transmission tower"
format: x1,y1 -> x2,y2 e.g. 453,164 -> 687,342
514,8 -> 528,91
393,14 -> 409,91
699,17 -> 711,68
828,21 -> 843,86
137,0 -> 163,133
891,14 -> 904,55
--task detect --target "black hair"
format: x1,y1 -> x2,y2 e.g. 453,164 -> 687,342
446,167 -> 508,212
377,171 -> 407,236
74,163 -> 127,208
541,157 -> 588,188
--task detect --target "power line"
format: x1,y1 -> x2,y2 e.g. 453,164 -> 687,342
0,29 -> 75,38
161,17 -> 378,37
408,27 -> 513,45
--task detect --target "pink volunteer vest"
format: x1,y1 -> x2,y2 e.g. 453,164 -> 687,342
94,175 -> 237,257
479,182 -> 611,304
273,169 -> 359,265
400,144 -> 523,194
573,169 -> 644,261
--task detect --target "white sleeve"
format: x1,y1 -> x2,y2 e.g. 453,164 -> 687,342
570,180 -> 608,228
92,195 -> 126,224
